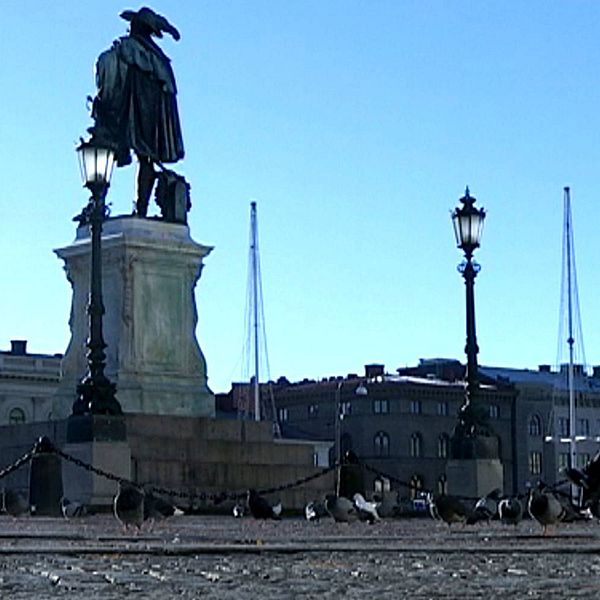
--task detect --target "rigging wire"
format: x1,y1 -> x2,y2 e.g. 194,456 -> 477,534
239,201 -> 281,436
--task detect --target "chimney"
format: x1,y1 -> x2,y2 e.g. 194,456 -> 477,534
10,340 -> 27,355
365,364 -> 385,379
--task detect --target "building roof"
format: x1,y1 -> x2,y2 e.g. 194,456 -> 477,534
481,365 -> 600,393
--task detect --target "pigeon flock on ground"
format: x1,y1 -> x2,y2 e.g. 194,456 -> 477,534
0,481 -> 593,534
2,452 -> 600,534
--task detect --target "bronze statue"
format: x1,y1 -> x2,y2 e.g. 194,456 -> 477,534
89,7 -> 184,218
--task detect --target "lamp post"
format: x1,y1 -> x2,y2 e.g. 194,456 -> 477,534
72,139 -> 122,417
451,187 -> 488,454
334,381 -> 368,495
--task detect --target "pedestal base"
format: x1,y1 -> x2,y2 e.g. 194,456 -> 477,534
62,441 -> 131,508
446,458 -> 504,498
62,414 -> 130,508
53,217 -> 215,419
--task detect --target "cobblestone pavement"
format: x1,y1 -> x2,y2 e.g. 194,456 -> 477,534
1,515 -> 600,598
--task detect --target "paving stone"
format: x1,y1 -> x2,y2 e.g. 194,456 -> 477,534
0,515 -> 599,597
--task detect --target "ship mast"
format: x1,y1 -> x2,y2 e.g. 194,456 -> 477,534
557,186 -> 587,472
244,201 -> 281,436
566,187 -> 576,471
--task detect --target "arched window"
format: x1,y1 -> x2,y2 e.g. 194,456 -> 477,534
437,474 -> 447,495
374,477 -> 391,494
374,431 -> 390,457
529,451 -> 542,475
410,432 -> 423,458
438,434 -> 449,458
409,474 -> 424,499
8,408 -> 26,425
528,414 -> 542,436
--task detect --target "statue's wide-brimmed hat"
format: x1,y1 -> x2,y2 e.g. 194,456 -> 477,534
120,6 -> 180,40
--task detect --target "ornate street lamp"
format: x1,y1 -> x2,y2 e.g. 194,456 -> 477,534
72,139 -> 122,416
451,187 -> 492,457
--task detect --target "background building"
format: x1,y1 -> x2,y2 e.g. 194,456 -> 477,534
0,340 -> 61,425
482,364 -> 600,492
219,360 -> 518,498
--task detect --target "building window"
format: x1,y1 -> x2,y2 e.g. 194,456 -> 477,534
558,417 -> 570,438
373,399 -> 389,414
578,453 -> 591,469
437,401 -> 449,416
277,407 -> 288,422
577,418 -> 590,437
410,399 -> 422,415
489,404 -> 500,419
529,451 -> 542,475
313,452 -> 320,467
8,408 -> 26,425
438,434 -> 449,458
340,401 -> 352,417
558,453 -> 570,471
374,477 -> 391,494
374,431 -> 390,457
409,474 -> 424,499
437,474 -> 447,495
528,415 -> 542,436
410,432 -> 423,458
308,404 -> 319,419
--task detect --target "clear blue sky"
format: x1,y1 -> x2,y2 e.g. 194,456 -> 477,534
1,1 -> 600,393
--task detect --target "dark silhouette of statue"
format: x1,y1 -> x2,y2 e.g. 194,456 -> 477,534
89,7 -> 185,218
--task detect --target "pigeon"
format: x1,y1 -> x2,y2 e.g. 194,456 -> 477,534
61,497 -> 87,519
467,488 -> 501,524
113,482 -> 145,530
2,489 -> 29,517
426,493 -> 468,527
527,482 -> 567,535
564,452 -> 600,513
353,493 -> 381,523
325,494 -> 358,523
246,489 -> 282,520
304,500 -> 328,522
143,491 -> 183,522
554,489 -> 587,523
498,496 -> 523,526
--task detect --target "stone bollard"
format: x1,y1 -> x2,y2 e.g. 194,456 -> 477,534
29,437 -> 63,517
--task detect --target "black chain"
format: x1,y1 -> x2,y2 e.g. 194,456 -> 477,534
53,446 -> 132,487
254,463 -> 337,497
361,460 -> 482,502
32,437 -> 338,505
361,461 -> 427,494
0,450 -> 34,481
0,437 -> 576,508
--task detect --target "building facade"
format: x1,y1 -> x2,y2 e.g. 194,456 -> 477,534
0,341 -> 62,425
219,360 -> 518,498
482,364 -> 600,492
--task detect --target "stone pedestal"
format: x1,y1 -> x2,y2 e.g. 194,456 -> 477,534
52,217 -> 215,419
62,415 -> 130,508
62,440 -> 131,507
446,458 -> 504,498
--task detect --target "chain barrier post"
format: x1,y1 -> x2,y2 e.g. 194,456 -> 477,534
64,414 -> 130,509
29,436 -> 63,517
338,450 -> 365,499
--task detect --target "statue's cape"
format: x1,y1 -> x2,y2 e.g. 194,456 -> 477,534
92,34 -> 184,166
